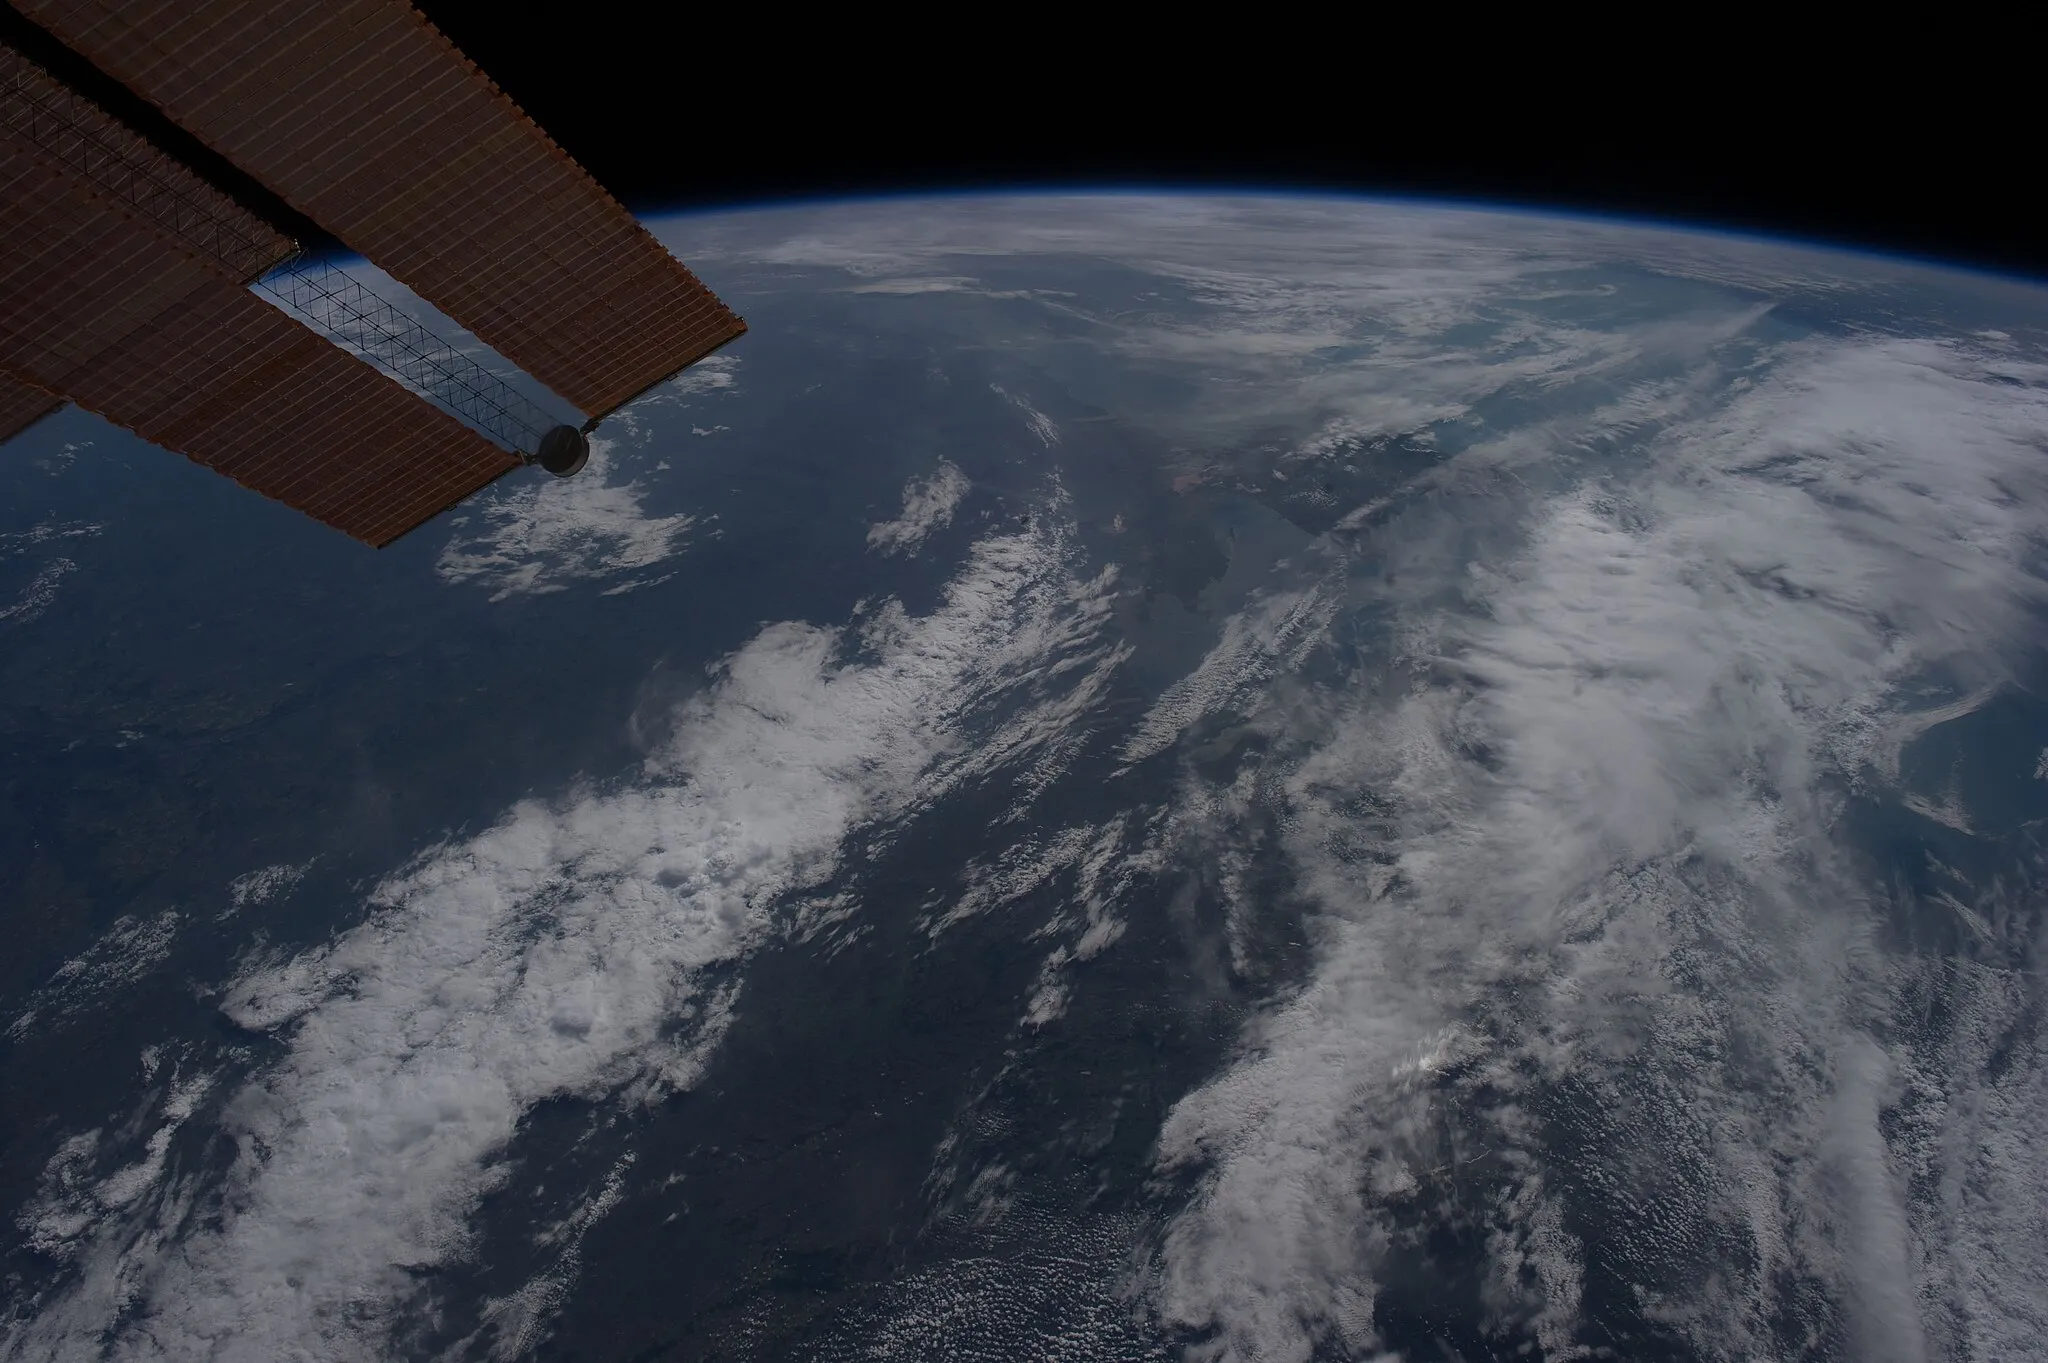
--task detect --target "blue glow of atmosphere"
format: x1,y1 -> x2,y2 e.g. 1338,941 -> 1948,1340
630,183 -> 2048,290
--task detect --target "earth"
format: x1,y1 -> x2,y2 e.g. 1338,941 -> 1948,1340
3,194 -> 2047,1363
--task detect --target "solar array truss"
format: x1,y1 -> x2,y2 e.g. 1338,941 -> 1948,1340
0,40 -> 518,546
21,0 -> 748,420
0,38 -> 286,283
257,256 -> 559,459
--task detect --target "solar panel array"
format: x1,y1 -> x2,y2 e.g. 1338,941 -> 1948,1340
22,0 -> 748,419
1,39 -> 289,283
0,369 -> 61,443
0,42 -> 518,546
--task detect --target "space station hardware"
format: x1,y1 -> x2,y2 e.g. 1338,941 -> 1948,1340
0,0 -> 743,545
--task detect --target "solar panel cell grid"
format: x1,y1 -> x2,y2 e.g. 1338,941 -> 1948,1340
0,42 -> 293,282
0,369 -> 62,443
22,0 -> 746,419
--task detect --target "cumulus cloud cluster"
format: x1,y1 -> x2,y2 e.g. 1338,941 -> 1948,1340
431,352 -> 740,602
435,438 -> 700,600
224,861 -> 311,917
868,460 -> 970,555
7,910 -> 181,1042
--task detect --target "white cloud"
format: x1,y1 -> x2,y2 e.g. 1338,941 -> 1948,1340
1015,816 -> 1150,1027
454,1154 -> 634,1362
654,352 -> 740,398
848,275 -> 984,295
1118,583 -> 1336,768
792,1208 -> 1156,1361
224,861 -> 312,917
868,460 -> 969,555
1889,953 -> 2048,1362
435,438 -> 698,600
916,811 -> 1154,1029
990,384 -> 1059,446
30,440 -> 89,476
1149,336 -> 2048,1361
15,194 -> 2044,1360
0,558 -> 76,624
18,1063 -> 216,1263
0,517 -> 98,625
712,196 -> 1880,458
8,508 -> 1124,1361
922,824 -> 1100,942
0,519 -> 102,553
7,910 -> 181,1041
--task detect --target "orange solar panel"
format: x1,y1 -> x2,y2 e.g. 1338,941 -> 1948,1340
0,46 -> 519,546
0,38 -> 290,284
21,0 -> 747,420
0,369 -> 62,443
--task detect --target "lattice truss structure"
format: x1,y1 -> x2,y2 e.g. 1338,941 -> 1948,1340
257,258 -> 560,458
0,44 -> 280,281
